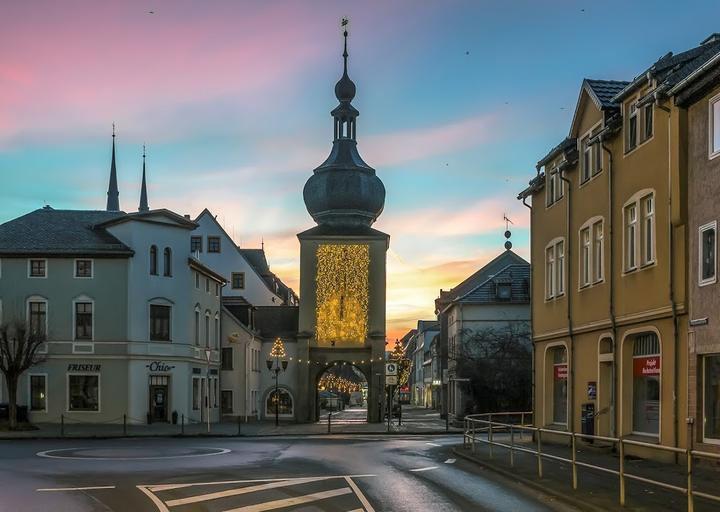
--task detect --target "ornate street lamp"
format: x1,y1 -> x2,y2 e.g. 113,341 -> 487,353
266,338 -> 288,427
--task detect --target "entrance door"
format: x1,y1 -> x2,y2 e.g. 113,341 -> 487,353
149,375 -> 170,422
598,361 -> 613,436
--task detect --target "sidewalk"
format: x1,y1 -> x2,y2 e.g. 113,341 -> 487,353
0,405 -> 462,439
453,434 -> 720,512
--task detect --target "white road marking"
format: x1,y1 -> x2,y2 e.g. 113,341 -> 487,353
425,442 -> 441,447
37,485 -> 116,492
444,458 -> 456,464
37,447 -> 230,461
137,486 -> 170,512
222,487 -> 353,512
146,474 -> 377,492
409,466 -> 439,472
344,476 -> 375,512
165,477 -> 334,507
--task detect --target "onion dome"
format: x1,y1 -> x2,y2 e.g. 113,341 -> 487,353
303,25 -> 385,228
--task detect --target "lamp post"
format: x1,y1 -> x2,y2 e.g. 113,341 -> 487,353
205,348 -> 211,433
266,338 -> 288,427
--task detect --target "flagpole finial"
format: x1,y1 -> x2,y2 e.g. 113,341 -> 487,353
112,122 -> 116,138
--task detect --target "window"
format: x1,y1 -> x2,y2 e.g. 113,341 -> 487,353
700,221 -> 717,285
205,278 -> 210,293
581,227 -> 591,287
580,219 -> 604,287
625,203 -> 638,271
642,195 -> 655,265
214,316 -> 220,349
703,354 -> 720,442
231,272 -> 245,290
192,378 -> 201,410
204,313 -> 210,347
150,305 -> 170,341
28,301 -> 47,336
68,374 -> 99,412
208,236 -> 221,253
213,378 -> 219,408
643,104 -> 653,141
711,94 -> 720,158
632,333 -> 660,436
74,302 -> 92,340
545,239 -> 565,299
545,167 -> 564,206
194,310 -> 200,345
495,282 -> 512,300
191,236 -> 202,253
75,259 -> 93,278
29,259 -> 46,278
628,103 -> 638,151
221,390 -> 233,413
552,347 -> 568,425
215,283 -> 220,297
195,272 -> 200,289
163,247 -> 172,277
266,389 -> 293,416
594,221 -> 604,283
149,245 -> 158,275
221,347 -> 233,370
30,375 -> 46,411
581,136 -> 592,182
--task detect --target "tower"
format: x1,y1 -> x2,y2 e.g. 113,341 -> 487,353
139,145 -> 149,212
106,124 -> 120,211
296,23 -> 388,423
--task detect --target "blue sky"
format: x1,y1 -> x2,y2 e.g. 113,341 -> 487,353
1,0 -> 718,337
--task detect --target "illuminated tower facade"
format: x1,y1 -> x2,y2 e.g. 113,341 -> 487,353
296,26 -> 388,423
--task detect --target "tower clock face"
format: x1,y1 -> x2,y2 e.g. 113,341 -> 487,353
315,244 -> 369,345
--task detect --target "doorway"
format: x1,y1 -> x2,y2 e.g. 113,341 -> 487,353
316,363 -> 368,423
149,375 -> 169,422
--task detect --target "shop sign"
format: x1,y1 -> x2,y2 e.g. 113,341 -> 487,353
146,361 -> 175,372
554,363 -> 568,380
67,363 -> 101,372
633,356 -> 661,376
587,381 -> 597,400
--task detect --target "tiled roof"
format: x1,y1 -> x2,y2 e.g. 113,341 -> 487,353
240,247 -> 298,305
0,208 -> 133,256
460,263 -> 530,304
584,79 -> 630,108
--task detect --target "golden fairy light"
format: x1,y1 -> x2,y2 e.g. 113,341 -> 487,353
270,337 -> 286,358
315,244 -> 369,345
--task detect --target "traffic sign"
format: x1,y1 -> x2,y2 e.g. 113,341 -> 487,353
385,363 -> 397,376
386,375 -> 398,386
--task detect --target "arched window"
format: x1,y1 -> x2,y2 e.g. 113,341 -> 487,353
551,346 -> 568,425
163,247 -> 172,277
149,245 -> 158,275
266,389 -> 293,417
214,313 -> 220,349
205,312 -> 210,348
632,333 -> 660,435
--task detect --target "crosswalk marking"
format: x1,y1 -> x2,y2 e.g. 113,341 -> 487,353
344,477 -> 375,512
165,477 -> 330,507
425,442 -> 441,447
410,466 -> 439,472
222,487 -> 353,512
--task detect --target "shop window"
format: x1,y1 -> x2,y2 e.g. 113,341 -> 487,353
704,355 -> 720,442
192,378 -> 201,410
552,347 -> 568,425
632,333 -> 660,436
221,390 -> 233,413
68,374 -> 99,412
30,375 -> 46,411
266,389 -> 293,416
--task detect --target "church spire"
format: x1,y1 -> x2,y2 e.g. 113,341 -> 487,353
106,123 -> 120,211
139,144 -> 149,212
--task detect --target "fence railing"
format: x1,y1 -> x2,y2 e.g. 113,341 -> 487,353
463,412 -> 720,512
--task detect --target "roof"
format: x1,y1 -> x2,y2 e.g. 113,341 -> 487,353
240,248 -> 299,306
0,208 -> 133,256
253,306 -> 299,339
584,79 -> 630,109
536,137 -> 577,168
614,35 -> 720,102
96,208 -> 197,229
297,224 -> 390,241
458,263 -> 530,304
436,250 -> 529,311
188,257 -> 226,283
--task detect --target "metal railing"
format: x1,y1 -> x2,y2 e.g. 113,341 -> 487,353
463,412 -> 720,511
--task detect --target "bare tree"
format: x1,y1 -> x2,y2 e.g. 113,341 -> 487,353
450,323 -> 531,415
0,322 -> 46,429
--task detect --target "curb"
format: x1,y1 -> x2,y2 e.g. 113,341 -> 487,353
451,447 -> 610,512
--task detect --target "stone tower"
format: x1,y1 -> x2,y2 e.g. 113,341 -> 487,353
295,26 -> 388,423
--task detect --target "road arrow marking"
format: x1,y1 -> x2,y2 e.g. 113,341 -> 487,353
444,458 -> 456,464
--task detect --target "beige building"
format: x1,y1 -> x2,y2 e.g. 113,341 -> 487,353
519,35 -> 720,457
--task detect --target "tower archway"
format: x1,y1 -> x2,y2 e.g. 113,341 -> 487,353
315,362 -> 369,423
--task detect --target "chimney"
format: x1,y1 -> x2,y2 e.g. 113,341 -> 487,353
184,214 -> 190,219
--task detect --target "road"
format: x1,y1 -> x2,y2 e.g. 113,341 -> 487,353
0,435 -> 575,512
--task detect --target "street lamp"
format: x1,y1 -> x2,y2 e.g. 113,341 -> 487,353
266,338 -> 288,427
205,348 -> 212,433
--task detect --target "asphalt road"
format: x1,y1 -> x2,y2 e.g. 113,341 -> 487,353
0,435 -> 575,512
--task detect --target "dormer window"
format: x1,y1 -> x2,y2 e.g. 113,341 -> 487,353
628,103 -> 638,151
496,282 -> 512,301
546,167 -> 564,206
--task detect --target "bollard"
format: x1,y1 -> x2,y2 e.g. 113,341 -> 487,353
328,413 -> 332,434
619,438 -> 626,506
571,433 -> 577,490
60,414 -> 64,437
181,414 -> 185,435
537,429 -> 543,478
123,414 -> 127,436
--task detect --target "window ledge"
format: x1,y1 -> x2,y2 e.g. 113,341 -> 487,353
625,433 -> 659,444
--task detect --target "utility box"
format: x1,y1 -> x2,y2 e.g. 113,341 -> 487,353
581,402 -> 595,441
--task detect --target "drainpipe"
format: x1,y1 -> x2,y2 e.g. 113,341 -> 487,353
522,194 -> 534,422
556,164 -> 575,434
655,98 -> 680,456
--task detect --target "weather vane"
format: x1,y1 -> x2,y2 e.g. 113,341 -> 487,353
503,214 -> 513,250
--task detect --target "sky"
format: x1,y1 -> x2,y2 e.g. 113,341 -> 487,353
2,0 -> 719,341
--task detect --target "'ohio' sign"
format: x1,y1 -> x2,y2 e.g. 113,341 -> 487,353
633,356 -> 661,376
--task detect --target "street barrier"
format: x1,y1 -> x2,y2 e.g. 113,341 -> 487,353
463,412 -> 720,511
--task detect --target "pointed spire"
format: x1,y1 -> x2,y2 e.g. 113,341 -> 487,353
106,123 -> 120,211
139,144 -> 149,212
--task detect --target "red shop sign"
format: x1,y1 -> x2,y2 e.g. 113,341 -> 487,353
554,364 -> 568,380
633,356 -> 661,377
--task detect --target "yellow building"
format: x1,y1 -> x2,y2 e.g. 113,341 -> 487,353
519,36 -> 720,457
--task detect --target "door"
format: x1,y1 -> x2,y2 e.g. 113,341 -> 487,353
598,361 -> 613,436
150,385 -> 168,422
